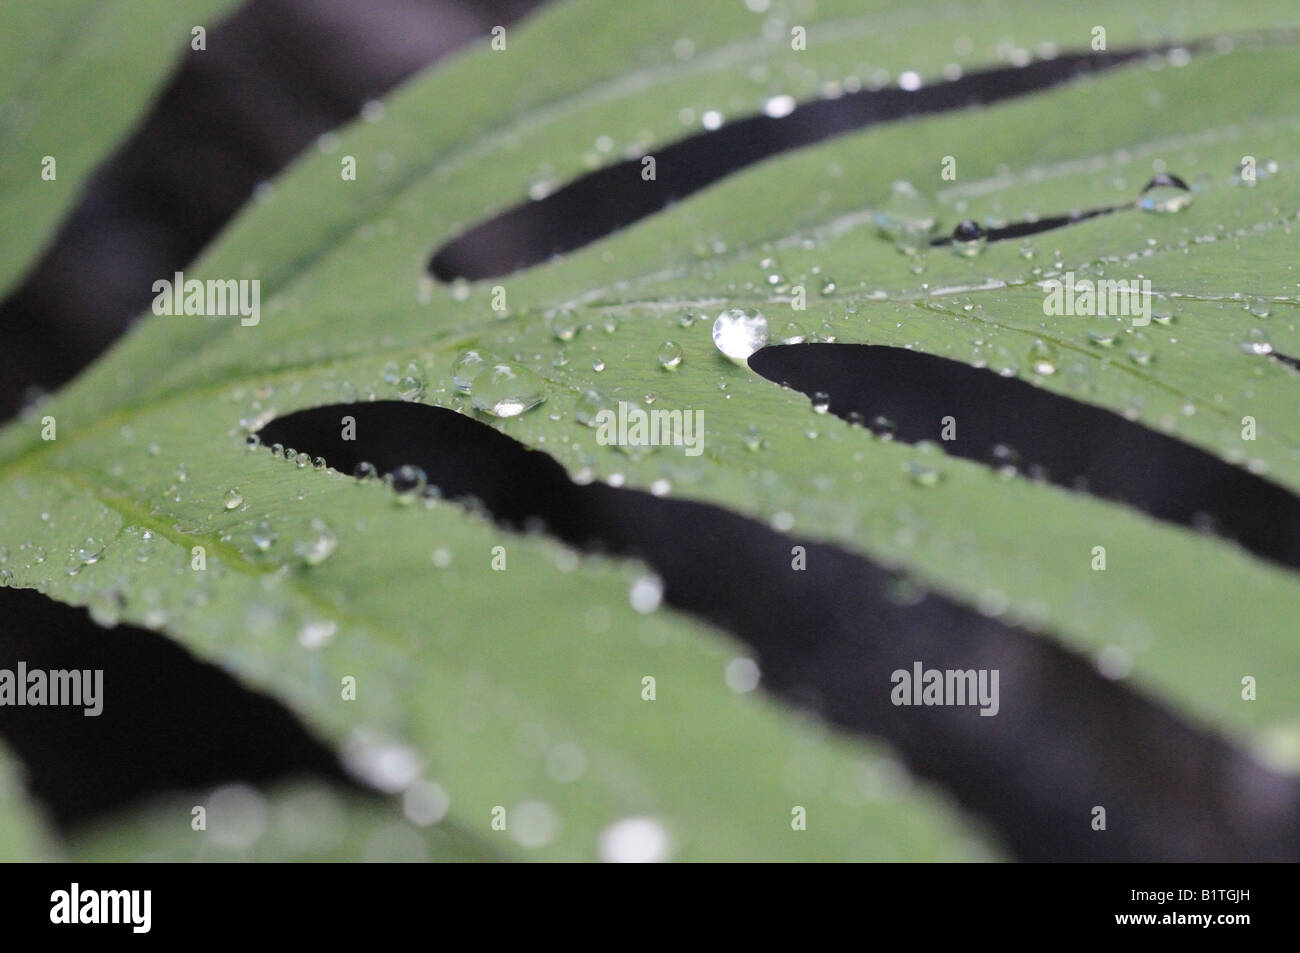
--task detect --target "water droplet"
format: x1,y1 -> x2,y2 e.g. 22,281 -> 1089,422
875,180 -> 937,253
396,362 -> 426,401
1027,339 -> 1058,375
452,350 -> 488,393
88,589 -> 124,628
724,657 -> 761,693
251,521 -> 277,551
905,441 -> 945,486
598,816 -> 671,863
293,452 -> 311,468
575,389 -> 613,426
1245,296 -> 1272,319
312,455 -> 327,470
298,618 -> 338,649
712,309 -> 768,362
656,341 -> 683,370
245,433 -> 260,450
1086,328 -> 1117,347
1241,328 -> 1273,355
951,220 -> 987,257
810,392 -> 831,414
510,800 -> 560,848
470,363 -> 547,418
223,489 -> 244,510
1139,173 -> 1192,213
870,416 -> 897,440
75,539 -> 105,566
391,464 -> 428,500
548,309 -> 580,341
818,277 -> 837,295
629,574 -> 664,614
353,461 -> 377,481
742,425 -> 763,451
294,519 -> 338,565
270,442 -> 285,457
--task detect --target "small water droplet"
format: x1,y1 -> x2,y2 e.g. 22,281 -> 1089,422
470,363 -> 547,418
1027,339 -> 1058,375
452,350 -> 488,393
1245,296 -> 1272,319
391,464 -> 428,500
548,309 -> 580,341
293,452 -> 311,468
353,461 -> 377,481
656,341 -> 683,370
810,392 -> 831,414
818,277 -> 837,295
742,424 -> 763,451
223,489 -> 244,510
245,433 -> 260,450
712,309 -> 768,362
951,220 -> 987,257
251,521 -> 277,551
1138,173 -> 1192,213
629,574 -> 664,614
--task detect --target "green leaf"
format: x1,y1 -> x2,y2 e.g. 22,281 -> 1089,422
0,0 -> 240,298
4,0 -> 1299,859
69,780 -> 501,862
0,743 -> 60,860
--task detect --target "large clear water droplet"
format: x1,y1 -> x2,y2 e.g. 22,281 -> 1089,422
712,309 -> 768,362
470,363 -> 547,418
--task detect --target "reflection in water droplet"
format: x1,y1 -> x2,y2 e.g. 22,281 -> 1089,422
712,309 -> 768,362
